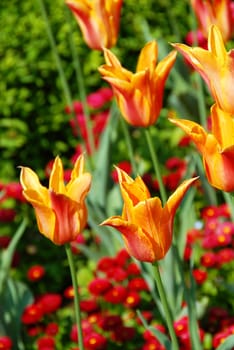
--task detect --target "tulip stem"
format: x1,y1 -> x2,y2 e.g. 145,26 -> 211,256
152,262 -> 180,350
144,128 -> 167,205
65,7 -> 96,158
120,117 -> 138,176
223,192 -> 234,222
65,244 -> 84,350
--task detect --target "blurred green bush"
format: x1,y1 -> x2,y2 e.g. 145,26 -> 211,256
0,0 -> 190,181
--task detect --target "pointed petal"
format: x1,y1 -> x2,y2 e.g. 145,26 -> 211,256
211,104 -> 234,150
164,177 -> 198,223
100,217 -> 158,262
136,41 -> 158,72
208,25 -> 227,62
67,173 -> 92,202
20,167 -> 48,203
49,157 -> 66,194
169,118 -> 208,153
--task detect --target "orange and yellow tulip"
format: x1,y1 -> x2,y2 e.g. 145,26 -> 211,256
20,155 -> 91,245
98,41 -> 177,127
101,167 -> 197,262
173,25 -> 234,114
169,104 -> 234,192
191,0 -> 233,42
66,0 -> 123,50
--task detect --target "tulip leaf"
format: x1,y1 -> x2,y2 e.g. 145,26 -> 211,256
216,335 -> 234,350
89,102 -> 119,209
0,278 -> 33,350
136,310 -> 172,350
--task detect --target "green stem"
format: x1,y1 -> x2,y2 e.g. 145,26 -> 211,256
223,192 -> 234,222
189,4 -> 207,128
144,128 -> 167,205
152,262 -> 180,350
65,244 -> 84,350
37,0 -> 72,107
120,117 -> 138,176
65,7 -> 95,158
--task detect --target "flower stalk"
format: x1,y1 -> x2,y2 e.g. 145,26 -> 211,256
152,262 -> 180,350
65,244 -> 84,350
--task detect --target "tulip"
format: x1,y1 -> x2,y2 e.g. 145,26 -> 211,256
169,104 -> 234,192
98,41 -> 177,127
66,0 -> 123,50
172,25 -> 234,114
191,0 -> 233,42
20,154 -> 91,245
101,167 -> 197,262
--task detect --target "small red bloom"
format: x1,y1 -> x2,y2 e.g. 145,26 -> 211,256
80,299 -> 99,313
98,314 -> 122,331
192,269 -> 207,284
174,316 -> 188,336
37,293 -> 62,314
97,256 -> 116,272
106,267 -> 128,282
111,326 -> 135,343
213,330 -> 229,348
115,249 -> 130,266
0,336 -> 12,350
200,252 -> 217,267
37,336 -> 55,350
128,277 -> 149,291
88,278 -> 112,296
216,248 -> 234,266
87,87 -> 113,109
104,285 -> 127,304
45,323 -> 59,336
126,262 -> 141,275
124,291 -> 141,308
27,265 -> 45,281
0,208 -> 16,222
84,332 -> 107,350
21,304 -> 44,324
70,321 -> 93,342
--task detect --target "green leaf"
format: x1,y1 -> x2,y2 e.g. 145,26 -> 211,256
137,310 -> 172,350
0,278 -> 33,350
216,335 -> 234,350
0,218 -> 28,294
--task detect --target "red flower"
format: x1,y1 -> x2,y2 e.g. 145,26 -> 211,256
111,326 -> 135,343
97,256 -> 116,272
0,208 -> 16,222
124,291 -> 141,308
70,321 -> 93,342
213,330 -> 229,348
27,265 -> 45,281
200,252 -> 217,267
37,336 -> 55,350
216,248 -> 234,266
192,269 -> 207,284
80,299 -> 100,313
128,277 -> 149,291
174,316 -> 188,336
143,324 -> 166,341
87,87 -> 113,109
21,304 -> 44,324
84,332 -> 107,350
104,285 -> 127,304
115,249 -> 130,266
126,262 -> 141,275
37,293 -> 62,314
106,267 -> 128,282
88,278 -> 112,296
98,314 -> 122,331
45,323 -> 59,336
0,336 -> 12,350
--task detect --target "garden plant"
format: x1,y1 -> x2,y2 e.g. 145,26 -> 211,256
1,0 -> 234,350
